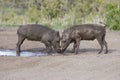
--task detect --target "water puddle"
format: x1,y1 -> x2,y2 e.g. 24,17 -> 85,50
0,49 -> 48,57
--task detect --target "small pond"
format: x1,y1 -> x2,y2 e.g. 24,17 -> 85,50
0,49 -> 48,57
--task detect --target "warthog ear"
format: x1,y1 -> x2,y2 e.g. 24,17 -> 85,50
55,31 -> 60,36
60,37 -> 62,40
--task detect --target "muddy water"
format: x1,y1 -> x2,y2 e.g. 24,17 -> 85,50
0,49 -> 48,57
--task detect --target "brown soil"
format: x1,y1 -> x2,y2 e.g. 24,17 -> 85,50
0,27 -> 120,80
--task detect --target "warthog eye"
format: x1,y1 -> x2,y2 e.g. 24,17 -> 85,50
62,40 -> 66,43
57,41 -> 59,43
55,40 -> 60,43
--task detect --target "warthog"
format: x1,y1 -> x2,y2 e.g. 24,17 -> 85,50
16,24 -> 61,56
61,24 -> 108,54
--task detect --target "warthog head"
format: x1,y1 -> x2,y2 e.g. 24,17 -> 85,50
52,31 -> 61,53
60,32 -> 71,53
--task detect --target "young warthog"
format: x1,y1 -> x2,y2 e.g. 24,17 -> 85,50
16,24 -> 61,56
61,24 -> 108,54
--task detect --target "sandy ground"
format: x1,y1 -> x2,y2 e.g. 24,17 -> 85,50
0,27 -> 120,80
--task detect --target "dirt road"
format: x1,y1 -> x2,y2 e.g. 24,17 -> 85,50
0,28 -> 120,80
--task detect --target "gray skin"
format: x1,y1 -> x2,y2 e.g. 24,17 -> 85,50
61,24 -> 108,54
16,24 -> 61,56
